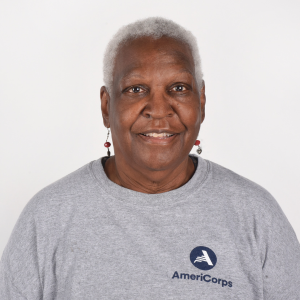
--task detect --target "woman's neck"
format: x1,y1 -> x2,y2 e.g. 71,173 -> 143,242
104,155 -> 195,194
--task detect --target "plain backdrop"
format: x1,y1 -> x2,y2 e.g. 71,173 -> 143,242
1,0 -> 300,256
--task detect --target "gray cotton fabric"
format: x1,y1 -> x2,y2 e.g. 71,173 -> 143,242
1,155 -> 300,300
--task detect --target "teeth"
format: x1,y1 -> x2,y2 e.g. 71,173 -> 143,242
141,132 -> 174,137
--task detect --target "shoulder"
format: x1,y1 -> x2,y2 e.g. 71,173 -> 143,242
204,159 -> 299,255
16,160 -> 99,228
203,159 -> 287,225
206,159 -> 276,203
35,160 -> 95,200
1,160 -> 101,270
0,161 -> 97,298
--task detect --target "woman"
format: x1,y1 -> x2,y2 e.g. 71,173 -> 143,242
1,17 -> 299,299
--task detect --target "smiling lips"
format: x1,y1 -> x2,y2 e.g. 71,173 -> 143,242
140,132 -> 175,138
138,132 -> 178,144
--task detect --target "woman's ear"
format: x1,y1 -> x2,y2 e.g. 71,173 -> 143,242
200,80 -> 206,123
100,86 -> 110,128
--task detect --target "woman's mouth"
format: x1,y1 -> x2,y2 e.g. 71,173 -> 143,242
138,132 -> 178,144
139,132 -> 175,138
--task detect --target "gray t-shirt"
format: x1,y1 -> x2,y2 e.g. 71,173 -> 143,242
1,155 -> 300,299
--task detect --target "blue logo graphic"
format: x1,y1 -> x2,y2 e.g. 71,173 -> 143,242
190,246 -> 217,270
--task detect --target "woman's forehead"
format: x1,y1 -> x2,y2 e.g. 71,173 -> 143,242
113,36 -> 195,83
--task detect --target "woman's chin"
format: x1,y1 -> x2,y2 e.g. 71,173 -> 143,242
131,149 -> 186,171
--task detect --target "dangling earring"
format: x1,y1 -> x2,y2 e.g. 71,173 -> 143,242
104,128 -> 111,157
195,140 -> 202,155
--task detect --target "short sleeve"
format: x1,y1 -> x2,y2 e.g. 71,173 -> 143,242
261,201 -> 300,299
0,198 -> 43,300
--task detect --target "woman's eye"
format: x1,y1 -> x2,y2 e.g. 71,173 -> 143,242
128,86 -> 143,93
172,85 -> 186,92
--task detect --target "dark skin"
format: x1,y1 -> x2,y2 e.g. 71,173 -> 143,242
100,36 -> 206,194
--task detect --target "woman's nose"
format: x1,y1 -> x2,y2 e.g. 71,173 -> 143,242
141,91 -> 174,119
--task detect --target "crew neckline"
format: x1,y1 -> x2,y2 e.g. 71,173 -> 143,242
89,154 -> 210,208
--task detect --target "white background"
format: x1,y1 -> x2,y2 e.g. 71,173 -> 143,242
1,0 -> 300,256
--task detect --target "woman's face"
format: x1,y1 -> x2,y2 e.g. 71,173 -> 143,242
101,36 -> 205,171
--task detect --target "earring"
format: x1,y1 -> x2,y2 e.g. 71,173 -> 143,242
104,128 -> 111,157
195,140 -> 202,155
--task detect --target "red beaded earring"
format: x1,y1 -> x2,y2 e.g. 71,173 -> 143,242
104,128 -> 111,157
195,140 -> 202,154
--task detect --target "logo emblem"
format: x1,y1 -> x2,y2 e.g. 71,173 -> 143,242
190,246 -> 217,270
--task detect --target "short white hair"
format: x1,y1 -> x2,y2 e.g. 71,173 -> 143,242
103,17 -> 203,94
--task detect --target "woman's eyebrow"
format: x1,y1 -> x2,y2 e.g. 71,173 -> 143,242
121,70 -> 193,85
122,72 -> 145,80
119,65 -> 146,82
176,68 -> 193,76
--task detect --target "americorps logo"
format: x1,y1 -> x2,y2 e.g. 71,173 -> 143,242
171,246 -> 233,289
190,246 -> 217,270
